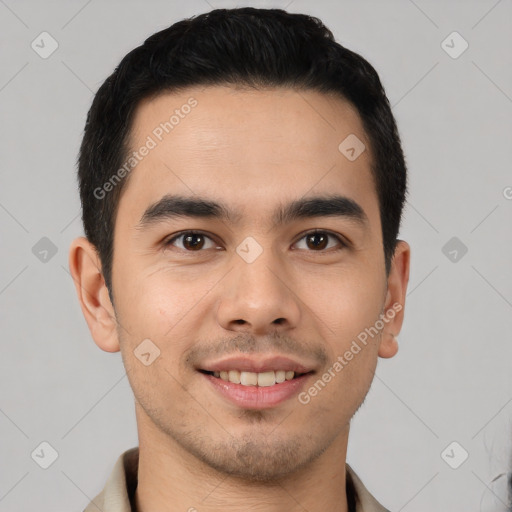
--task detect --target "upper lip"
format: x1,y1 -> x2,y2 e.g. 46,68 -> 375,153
198,355 -> 316,374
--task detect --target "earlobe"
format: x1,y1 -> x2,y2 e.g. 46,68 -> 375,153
68,237 -> 120,353
378,240 -> 410,359
378,332 -> 399,358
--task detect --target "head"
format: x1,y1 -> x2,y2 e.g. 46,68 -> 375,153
70,7 -> 410,482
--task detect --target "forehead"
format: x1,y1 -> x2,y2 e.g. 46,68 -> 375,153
119,85 -> 378,228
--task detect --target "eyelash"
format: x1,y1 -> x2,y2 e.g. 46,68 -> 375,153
163,229 -> 348,253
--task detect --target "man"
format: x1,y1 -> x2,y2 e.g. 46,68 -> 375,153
69,7 -> 410,512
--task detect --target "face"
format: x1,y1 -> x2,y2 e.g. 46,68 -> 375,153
81,85 -> 408,481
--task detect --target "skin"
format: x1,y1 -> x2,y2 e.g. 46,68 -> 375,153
69,85 -> 410,512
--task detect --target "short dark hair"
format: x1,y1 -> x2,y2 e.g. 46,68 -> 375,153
77,7 -> 407,302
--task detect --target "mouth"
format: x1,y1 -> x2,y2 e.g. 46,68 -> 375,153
196,355 -> 316,409
199,369 -> 312,387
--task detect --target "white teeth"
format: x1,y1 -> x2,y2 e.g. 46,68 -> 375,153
228,370 -> 241,384
257,371 -> 276,387
240,371 -> 258,386
211,370 -> 297,386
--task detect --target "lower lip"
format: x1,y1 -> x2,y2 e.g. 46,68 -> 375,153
201,372 -> 313,410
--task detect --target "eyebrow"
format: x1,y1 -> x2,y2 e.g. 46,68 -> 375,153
137,194 -> 369,229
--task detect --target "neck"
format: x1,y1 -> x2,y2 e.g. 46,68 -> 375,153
133,405 -> 350,512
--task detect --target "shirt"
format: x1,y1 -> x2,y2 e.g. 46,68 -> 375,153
83,447 -> 391,512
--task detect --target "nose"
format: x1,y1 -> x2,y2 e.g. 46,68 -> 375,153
216,249 -> 301,335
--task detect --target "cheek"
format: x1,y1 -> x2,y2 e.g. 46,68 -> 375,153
114,264 -> 216,344
115,271 -> 209,400
324,275 -> 383,399
299,267 -> 384,347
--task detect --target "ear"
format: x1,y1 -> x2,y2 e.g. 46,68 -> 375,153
68,237 -> 120,353
378,240 -> 410,359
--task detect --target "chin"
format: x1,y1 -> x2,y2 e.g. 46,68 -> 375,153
182,433 -> 324,483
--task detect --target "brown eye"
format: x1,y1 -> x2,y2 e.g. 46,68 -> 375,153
305,232 -> 328,250
165,231 -> 218,251
294,230 -> 346,252
182,233 -> 205,250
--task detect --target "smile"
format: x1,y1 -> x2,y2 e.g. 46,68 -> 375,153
200,370 -> 314,409
202,369 -> 302,387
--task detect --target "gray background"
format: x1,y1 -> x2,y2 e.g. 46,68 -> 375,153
1,0 -> 511,510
